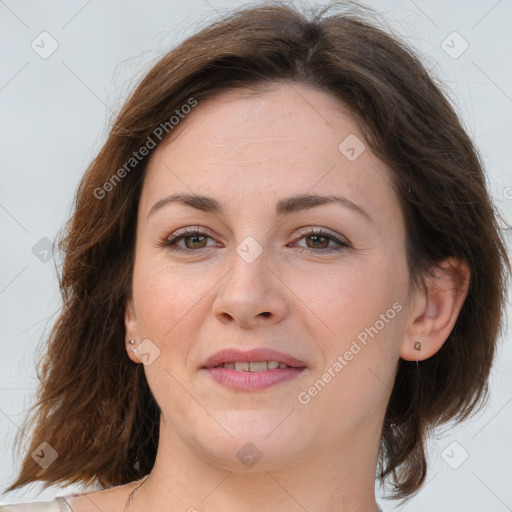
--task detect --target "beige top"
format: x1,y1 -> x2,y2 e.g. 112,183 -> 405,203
1,497 -> 385,511
0,496 -> 73,511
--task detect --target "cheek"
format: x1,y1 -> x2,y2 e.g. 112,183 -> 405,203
315,257 -> 407,402
292,253 -> 408,348
132,252 -> 213,343
295,261 -> 407,431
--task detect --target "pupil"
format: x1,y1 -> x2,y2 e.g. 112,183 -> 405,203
188,235 -> 205,248
309,235 -> 328,248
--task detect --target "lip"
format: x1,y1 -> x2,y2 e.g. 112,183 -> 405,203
201,348 -> 307,392
203,366 -> 306,391
201,347 -> 307,369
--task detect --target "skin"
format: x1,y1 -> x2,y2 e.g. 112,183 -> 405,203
67,82 -> 469,512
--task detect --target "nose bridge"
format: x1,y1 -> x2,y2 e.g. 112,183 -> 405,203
226,233 -> 272,298
212,232 -> 288,325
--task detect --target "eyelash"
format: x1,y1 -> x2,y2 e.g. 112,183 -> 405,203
161,227 -> 351,254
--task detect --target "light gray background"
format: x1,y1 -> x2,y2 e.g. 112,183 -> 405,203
1,0 -> 511,510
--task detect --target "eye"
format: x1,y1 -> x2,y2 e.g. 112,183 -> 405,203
162,227 -> 217,253
161,227 -> 351,254
292,228 -> 351,253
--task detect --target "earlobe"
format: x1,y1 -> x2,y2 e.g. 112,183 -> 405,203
400,258 -> 470,362
124,297 -> 142,363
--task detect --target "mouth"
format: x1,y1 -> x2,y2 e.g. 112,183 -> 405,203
201,348 -> 307,391
211,361 -> 296,371
201,347 -> 307,370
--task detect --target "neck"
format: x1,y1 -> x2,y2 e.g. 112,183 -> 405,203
132,415 -> 382,512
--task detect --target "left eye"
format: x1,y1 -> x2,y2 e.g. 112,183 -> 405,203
162,228 -> 350,253
293,228 -> 350,252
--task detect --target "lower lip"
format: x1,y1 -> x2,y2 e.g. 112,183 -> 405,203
203,367 -> 306,391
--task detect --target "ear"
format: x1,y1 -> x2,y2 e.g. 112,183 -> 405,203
400,257 -> 471,361
125,295 -> 142,364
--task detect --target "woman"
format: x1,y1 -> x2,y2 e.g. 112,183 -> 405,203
1,1 -> 509,511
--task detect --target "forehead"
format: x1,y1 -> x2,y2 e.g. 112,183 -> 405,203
140,82 -> 399,221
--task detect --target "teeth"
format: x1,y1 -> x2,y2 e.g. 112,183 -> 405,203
249,361 -> 268,372
222,361 -> 288,371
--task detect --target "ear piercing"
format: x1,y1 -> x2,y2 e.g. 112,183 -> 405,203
414,340 -> 421,367
128,339 -> 137,353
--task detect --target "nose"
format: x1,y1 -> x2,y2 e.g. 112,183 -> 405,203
211,243 -> 289,329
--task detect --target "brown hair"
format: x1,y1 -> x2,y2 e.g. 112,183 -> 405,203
5,0 -> 510,502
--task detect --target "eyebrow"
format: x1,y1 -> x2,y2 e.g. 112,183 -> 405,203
148,193 -> 372,222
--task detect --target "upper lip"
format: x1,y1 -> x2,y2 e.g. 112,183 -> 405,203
202,348 -> 307,369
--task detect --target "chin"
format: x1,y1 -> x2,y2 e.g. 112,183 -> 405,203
191,423 -> 313,470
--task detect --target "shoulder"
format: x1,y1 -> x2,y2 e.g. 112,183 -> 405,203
0,497 -> 71,512
1,480 -> 134,512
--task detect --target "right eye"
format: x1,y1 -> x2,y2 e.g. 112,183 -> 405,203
162,227 -> 217,253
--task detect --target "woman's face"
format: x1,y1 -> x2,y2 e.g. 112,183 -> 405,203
126,82 -> 413,470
